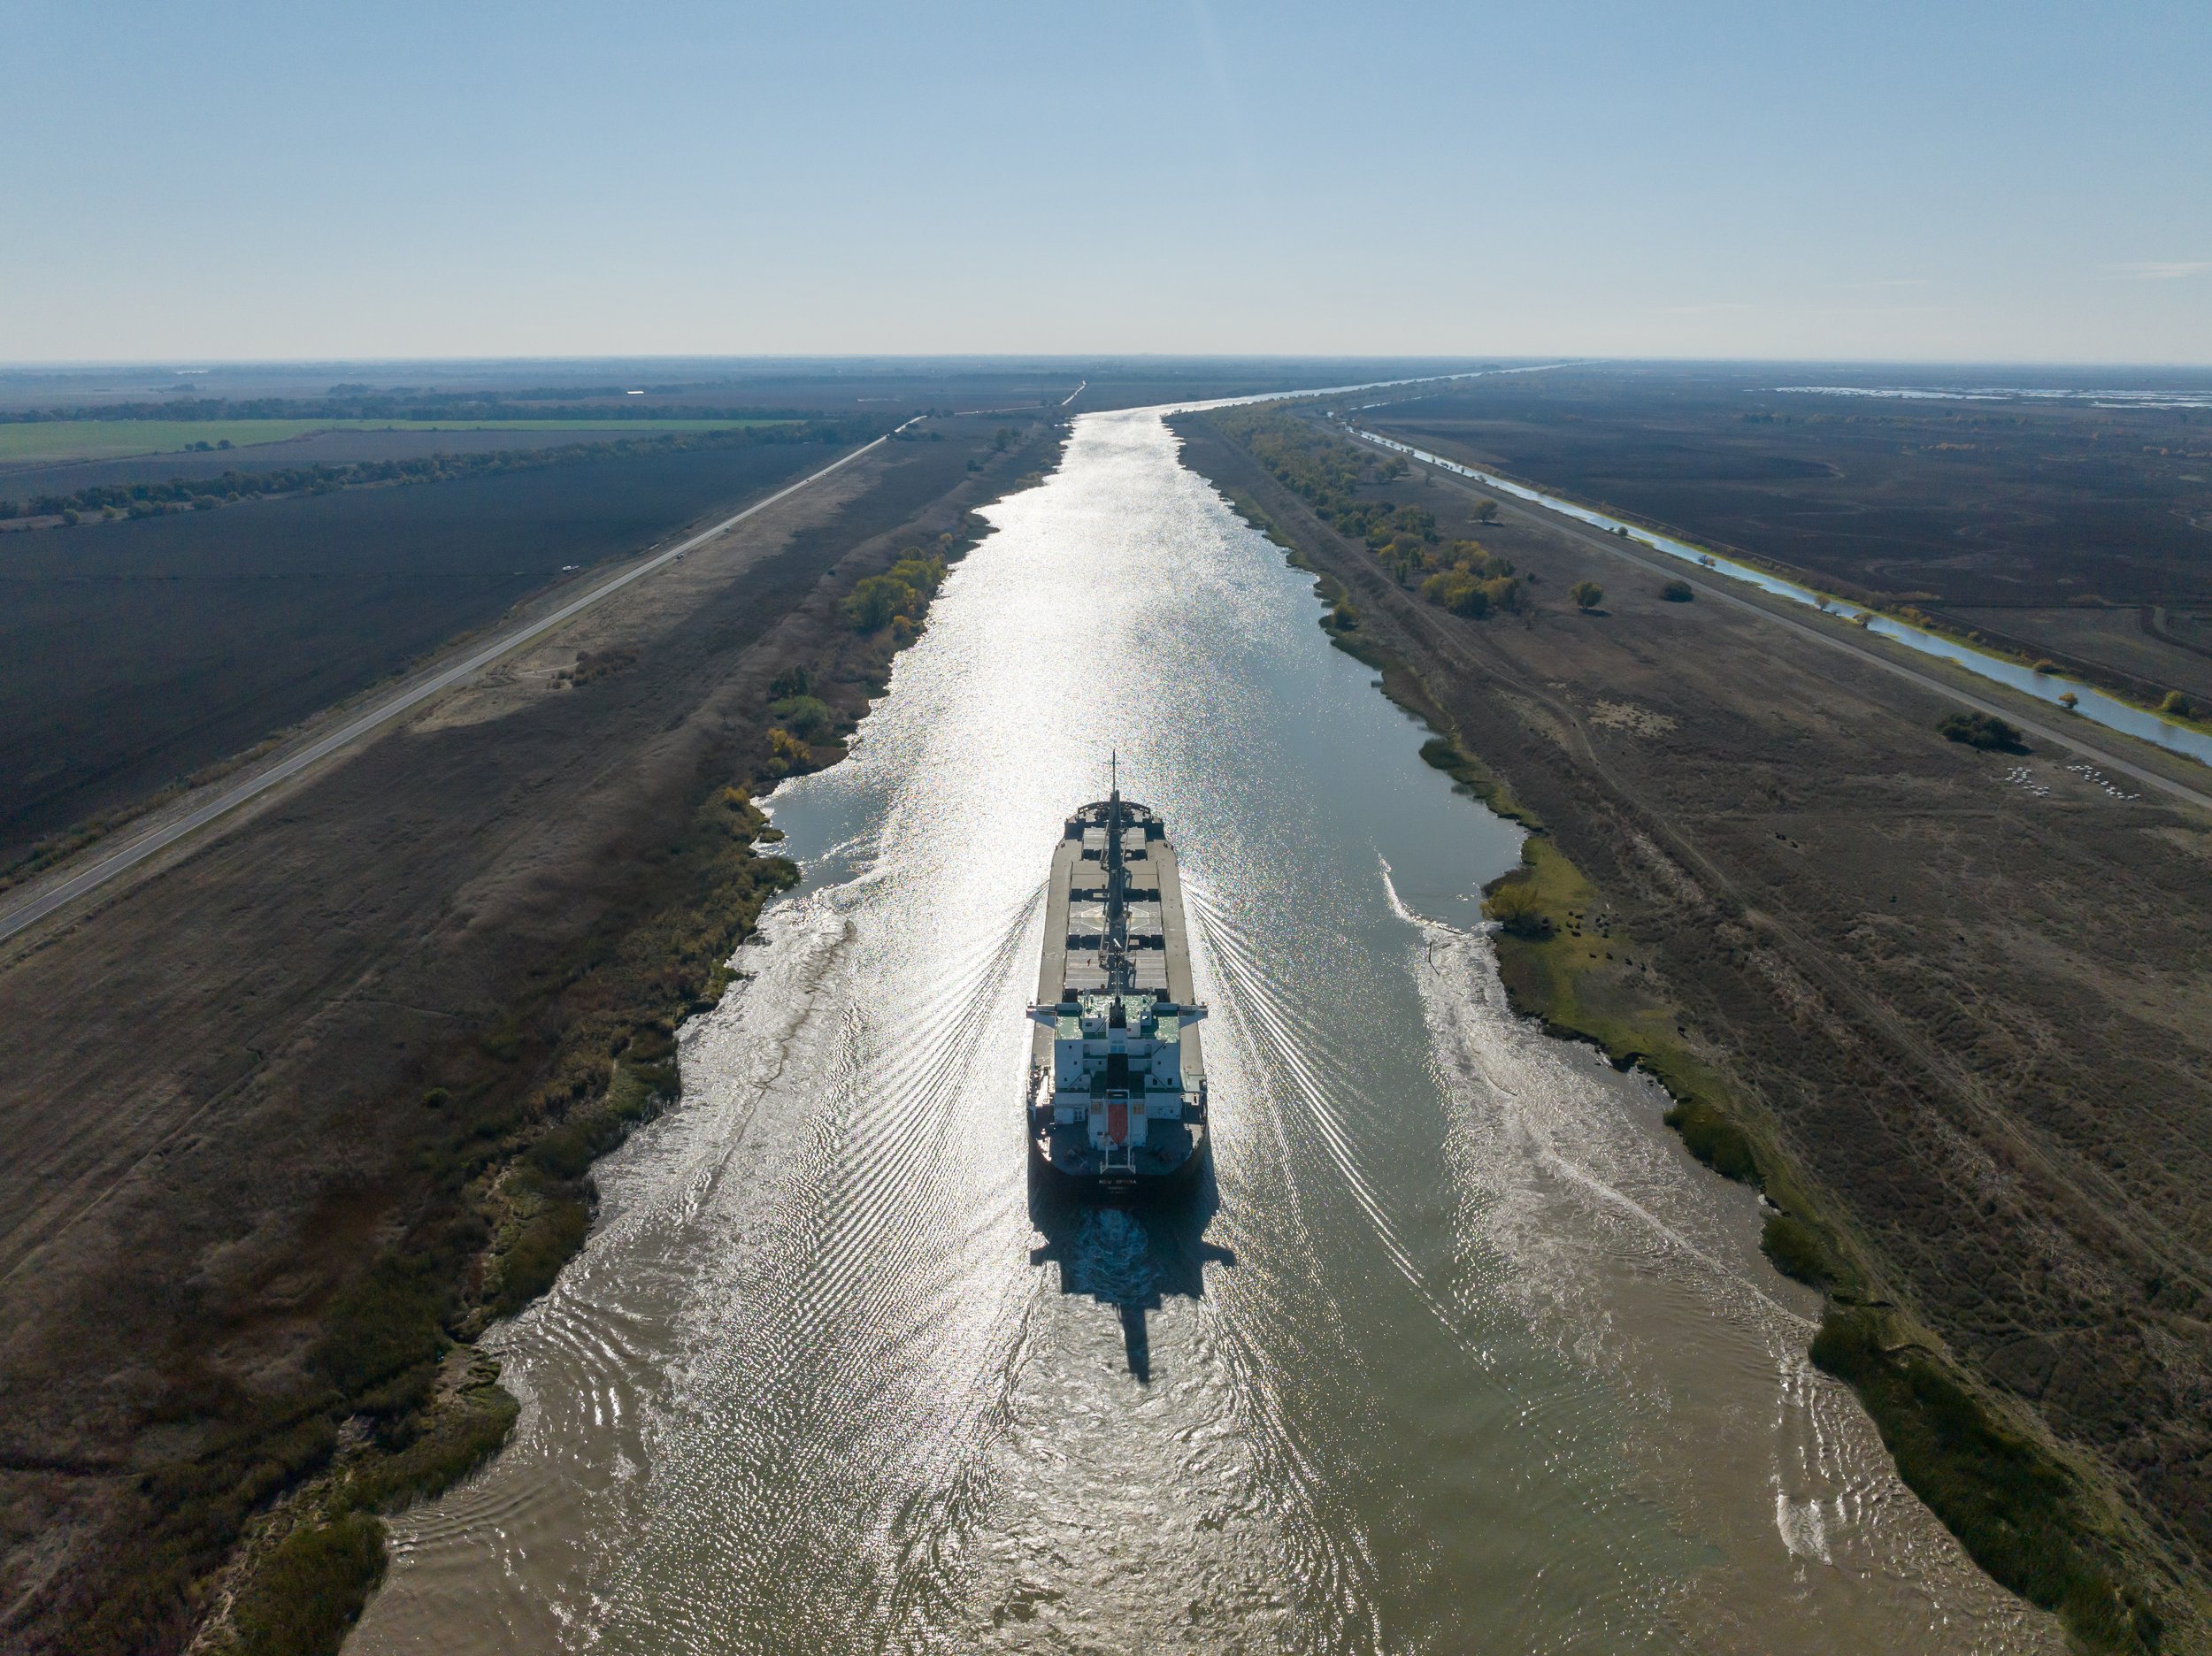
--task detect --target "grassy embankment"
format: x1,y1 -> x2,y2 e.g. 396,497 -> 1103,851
1209,426 -> 2171,1655
139,501 -> 1008,1656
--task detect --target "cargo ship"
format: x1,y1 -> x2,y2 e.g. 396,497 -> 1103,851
1026,779 -> 1209,1198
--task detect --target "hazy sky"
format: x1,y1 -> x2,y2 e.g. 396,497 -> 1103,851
4,1 -> 2207,364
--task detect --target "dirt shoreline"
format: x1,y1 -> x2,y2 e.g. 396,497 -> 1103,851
0,414 -> 1067,1654
1173,409 -> 2212,1652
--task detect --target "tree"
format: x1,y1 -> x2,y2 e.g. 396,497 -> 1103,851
1570,580 -> 1603,611
1482,880 -> 1548,937
2161,690 -> 2195,718
1660,579 -> 1694,602
1473,496 -> 1500,523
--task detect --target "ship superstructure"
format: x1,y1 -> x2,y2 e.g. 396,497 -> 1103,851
1026,782 -> 1208,1197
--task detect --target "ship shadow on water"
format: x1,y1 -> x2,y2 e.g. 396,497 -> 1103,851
1026,1160 -> 1234,1384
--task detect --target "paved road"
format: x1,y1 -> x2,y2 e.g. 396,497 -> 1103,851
0,433 -> 897,945
1340,426 -> 2212,818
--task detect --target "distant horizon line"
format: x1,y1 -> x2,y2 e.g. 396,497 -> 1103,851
3,353 -> 2210,374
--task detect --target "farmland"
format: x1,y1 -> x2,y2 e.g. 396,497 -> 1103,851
1360,368 -> 2212,605
0,417 -> 784,466
0,436 -> 856,857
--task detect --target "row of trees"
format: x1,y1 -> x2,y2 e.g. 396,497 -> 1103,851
1211,410 -> 1432,548
1216,410 -> 1540,622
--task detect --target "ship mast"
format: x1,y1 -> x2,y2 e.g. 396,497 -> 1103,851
1104,752 -> 1132,993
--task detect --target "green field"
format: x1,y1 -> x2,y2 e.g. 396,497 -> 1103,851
0,418 -> 787,464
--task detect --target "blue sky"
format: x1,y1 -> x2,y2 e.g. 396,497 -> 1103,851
3,0 -> 2206,363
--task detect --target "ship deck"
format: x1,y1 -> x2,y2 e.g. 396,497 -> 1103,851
1032,820 -> 1202,1085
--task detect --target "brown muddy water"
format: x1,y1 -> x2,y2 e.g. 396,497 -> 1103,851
348,408 -> 2061,1653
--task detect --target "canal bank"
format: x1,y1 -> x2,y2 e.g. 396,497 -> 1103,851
1173,408 -> 2204,1652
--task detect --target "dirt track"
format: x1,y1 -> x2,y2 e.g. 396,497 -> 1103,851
0,418 -> 1040,1649
1175,413 -> 2212,1609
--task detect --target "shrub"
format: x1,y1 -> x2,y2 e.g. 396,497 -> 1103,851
1481,879 -> 1548,937
311,1258 -> 449,1395
1939,711 -> 2027,752
2032,659 -> 2055,674
2060,692 -> 2078,710
1663,1096 -> 1759,1184
1421,568 -> 1489,617
841,553 -> 945,632
769,664 -> 810,698
1570,580 -> 1603,611
1761,1212 -> 1832,1284
495,1197 -> 590,1312
1660,579 -> 1694,602
226,1512 -> 388,1656
764,726 -> 812,776
2160,690 -> 2194,718
767,694 -> 835,741
841,573 -> 918,632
